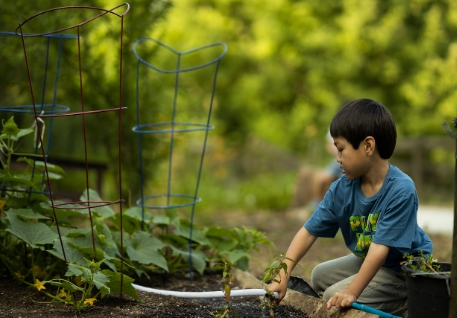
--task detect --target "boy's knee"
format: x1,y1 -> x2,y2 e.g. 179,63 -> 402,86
310,264 -> 327,292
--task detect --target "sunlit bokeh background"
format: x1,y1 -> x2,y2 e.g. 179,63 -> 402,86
1,0 -> 455,221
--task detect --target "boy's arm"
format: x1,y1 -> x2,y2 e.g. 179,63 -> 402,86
326,242 -> 389,309
268,226 -> 317,302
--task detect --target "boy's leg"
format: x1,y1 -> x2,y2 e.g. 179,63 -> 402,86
311,254 -> 407,316
311,254 -> 362,293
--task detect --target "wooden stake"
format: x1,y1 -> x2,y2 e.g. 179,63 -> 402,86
442,121 -> 457,318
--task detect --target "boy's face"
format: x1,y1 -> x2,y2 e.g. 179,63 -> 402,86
333,136 -> 369,180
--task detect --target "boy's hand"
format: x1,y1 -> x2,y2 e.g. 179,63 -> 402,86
326,289 -> 357,309
267,276 -> 289,303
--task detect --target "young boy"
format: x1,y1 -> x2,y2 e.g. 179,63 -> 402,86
268,98 -> 432,317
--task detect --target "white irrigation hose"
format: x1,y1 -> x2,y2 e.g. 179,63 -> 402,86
132,284 -> 400,317
132,283 -> 278,299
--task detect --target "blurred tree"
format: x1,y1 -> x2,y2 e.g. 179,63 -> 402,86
1,0 -> 457,202
149,0 -> 457,156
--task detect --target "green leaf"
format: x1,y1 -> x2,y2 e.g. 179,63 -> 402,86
48,234 -> 96,266
12,127 -> 34,141
234,257 -> 249,271
123,206 -> 154,223
16,158 -> 65,174
65,262 -> 86,277
77,246 -> 119,272
204,226 -> 238,251
173,219 -> 211,246
205,226 -> 235,239
49,241 -> 99,269
6,212 -> 58,248
42,171 -> 63,180
34,161 -> 65,174
65,230 -> 89,238
0,174 -> 35,187
41,201 -> 90,219
125,231 -> 168,271
31,194 -> 51,205
80,189 -> 115,219
8,192 -> 50,208
170,246 -> 207,275
73,239 -> 114,260
133,231 -> 166,250
223,250 -> 250,267
160,233 -> 189,247
7,208 -> 50,220
48,279 -> 84,293
111,213 -> 136,234
102,270 -> 140,301
92,271 -> 111,297
152,214 -> 171,225
96,222 -> 117,242
210,239 -> 238,252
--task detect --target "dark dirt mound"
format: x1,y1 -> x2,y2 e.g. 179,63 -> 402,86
0,272 -> 309,318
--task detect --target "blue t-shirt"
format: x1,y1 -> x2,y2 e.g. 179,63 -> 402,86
304,164 -> 432,271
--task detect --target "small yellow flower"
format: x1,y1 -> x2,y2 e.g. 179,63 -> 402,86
84,298 -> 97,306
34,279 -> 46,291
59,289 -> 67,298
74,276 -> 83,286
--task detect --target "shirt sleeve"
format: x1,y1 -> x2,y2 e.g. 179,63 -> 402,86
304,185 -> 340,238
372,184 -> 417,249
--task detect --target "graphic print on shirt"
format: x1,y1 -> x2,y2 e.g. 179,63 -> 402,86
349,213 -> 379,258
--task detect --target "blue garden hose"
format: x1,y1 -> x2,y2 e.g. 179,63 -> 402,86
352,302 -> 402,318
287,276 -> 403,317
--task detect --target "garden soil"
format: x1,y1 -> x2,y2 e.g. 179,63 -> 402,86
0,208 -> 452,317
0,272 -> 307,318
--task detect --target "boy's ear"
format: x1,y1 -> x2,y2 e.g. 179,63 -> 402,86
364,136 -> 375,155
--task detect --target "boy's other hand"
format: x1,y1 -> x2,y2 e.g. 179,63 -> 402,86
326,289 -> 357,309
267,277 -> 289,303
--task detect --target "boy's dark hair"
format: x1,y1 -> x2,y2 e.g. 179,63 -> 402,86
329,98 -> 396,159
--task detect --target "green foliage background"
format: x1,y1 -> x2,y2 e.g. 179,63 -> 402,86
0,0 -> 456,211
154,0 -> 457,144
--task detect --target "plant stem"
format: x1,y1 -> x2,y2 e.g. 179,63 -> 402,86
6,138 -> 13,174
424,261 -> 438,273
